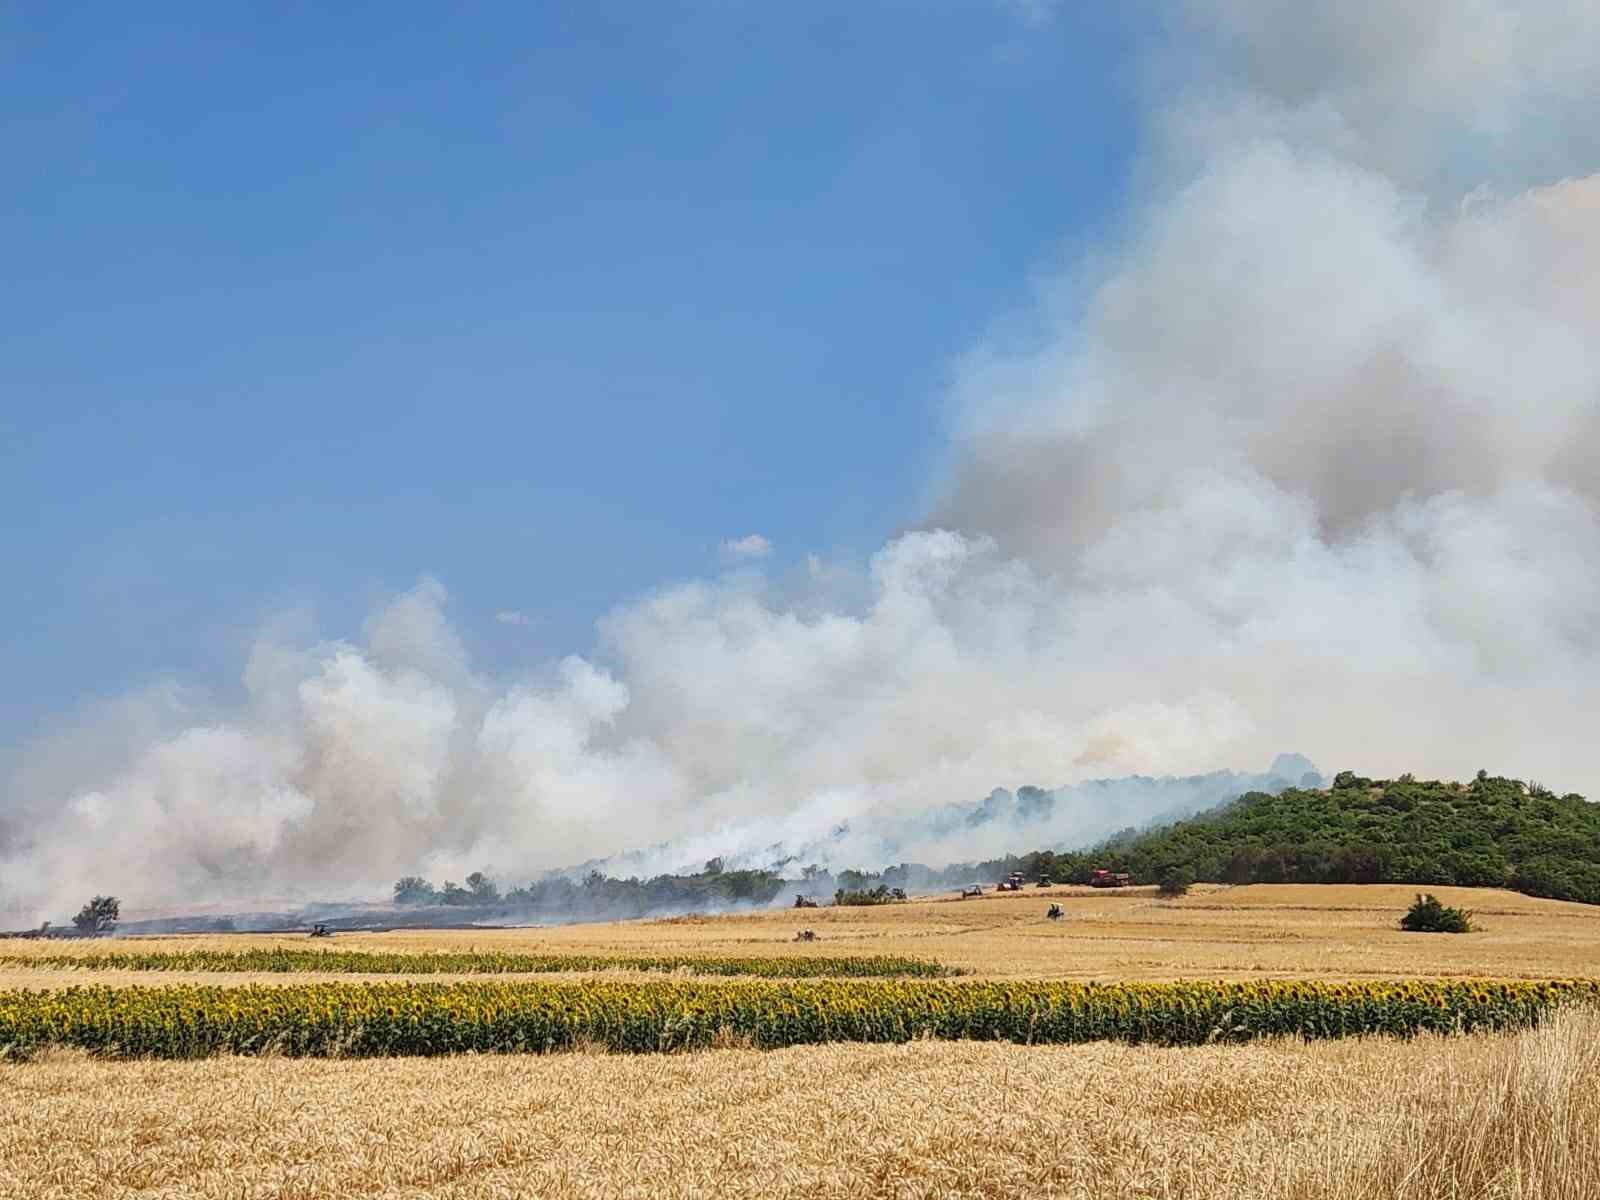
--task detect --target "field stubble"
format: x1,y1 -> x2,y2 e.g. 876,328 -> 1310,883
2,1009 -> 1596,1199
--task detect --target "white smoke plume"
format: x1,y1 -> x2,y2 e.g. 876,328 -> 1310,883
5,0 -> 1600,921
585,754 -> 1324,885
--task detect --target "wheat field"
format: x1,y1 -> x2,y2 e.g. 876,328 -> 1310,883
4,884 -> 1598,1198
4,884 -> 1597,986
3,1009 -> 1596,1199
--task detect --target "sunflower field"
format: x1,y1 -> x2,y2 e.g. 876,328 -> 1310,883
2,978 -> 1595,1059
0,948 -> 949,979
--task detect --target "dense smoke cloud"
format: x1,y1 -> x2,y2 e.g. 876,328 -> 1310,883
588,754 -> 1324,884
5,0 -> 1600,920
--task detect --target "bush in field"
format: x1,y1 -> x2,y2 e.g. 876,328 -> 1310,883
1157,867 -> 1194,897
1401,893 -> 1474,933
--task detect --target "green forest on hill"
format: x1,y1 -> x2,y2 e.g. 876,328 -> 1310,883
991,771 -> 1600,905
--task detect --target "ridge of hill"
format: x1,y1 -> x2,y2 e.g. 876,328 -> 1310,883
1066,771 -> 1600,905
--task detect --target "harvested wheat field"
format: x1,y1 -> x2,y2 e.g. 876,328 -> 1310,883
5,884 -> 1597,986
3,1010 -> 1597,1200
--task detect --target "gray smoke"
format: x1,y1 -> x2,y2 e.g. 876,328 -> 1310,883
585,754 -> 1324,882
5,0 -> 1600,922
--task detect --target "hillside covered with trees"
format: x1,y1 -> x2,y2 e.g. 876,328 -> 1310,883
979,771 -> 1600,906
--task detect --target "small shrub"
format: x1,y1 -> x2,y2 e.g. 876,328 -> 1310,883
1400,893 -> 1473,933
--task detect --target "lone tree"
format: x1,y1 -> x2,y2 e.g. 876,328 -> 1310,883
1400,893 -> 1474,933
72,895 -> 120,934
465,871 -> 500,904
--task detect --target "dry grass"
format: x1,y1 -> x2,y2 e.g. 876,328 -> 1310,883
5,886 -> 1596,1196
3,1008 -> 1596,1199
6,884 -> 1598,985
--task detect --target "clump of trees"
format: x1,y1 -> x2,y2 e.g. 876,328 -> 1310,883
72,895 -> 119,933
1400,893 -> 1474,933
392,864 -> 786,920
392,876 -> 436,905
393,873 -> 500,907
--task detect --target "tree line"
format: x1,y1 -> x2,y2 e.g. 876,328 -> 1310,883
394,857 -> 786,919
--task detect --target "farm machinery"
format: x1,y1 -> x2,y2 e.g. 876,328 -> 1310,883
794,894 -> 819,908
960,885 -> 984,899
1088,869 -> 1133,888
995,871 -> 1027,892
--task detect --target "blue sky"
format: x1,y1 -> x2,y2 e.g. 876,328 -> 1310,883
2,2 -> 1144,744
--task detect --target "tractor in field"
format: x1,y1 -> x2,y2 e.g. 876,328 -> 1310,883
889,887 -> 908,901
308,923 -> 333,938
960,885 -> 984,898
1046,904 -> 1064,920
1036,878 -> 1053,888
995,871 -> 1026,892
1088,869 -> 1133,888
794,894 -> 819,908
794,929 -> 818,942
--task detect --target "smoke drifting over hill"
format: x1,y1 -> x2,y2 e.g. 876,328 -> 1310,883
584,754 -> 1323,884
5,1 -> 1600,921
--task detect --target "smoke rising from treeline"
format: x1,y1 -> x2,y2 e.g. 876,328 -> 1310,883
5,1 -> 1600,922
584,755 -> 1322,884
